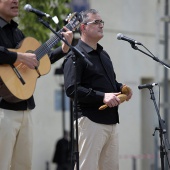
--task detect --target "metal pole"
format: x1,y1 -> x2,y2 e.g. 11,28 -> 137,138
46,161 -> 50,170
132,157 -> 137,170
61,84 -> 66,137
154,1 -> 161,169
164,0 -> 169,169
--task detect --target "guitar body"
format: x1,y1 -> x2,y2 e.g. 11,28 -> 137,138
0,12 -> 83,103
0,37 -> 51,103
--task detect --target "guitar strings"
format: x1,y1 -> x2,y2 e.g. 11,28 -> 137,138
33,17 -> 75,61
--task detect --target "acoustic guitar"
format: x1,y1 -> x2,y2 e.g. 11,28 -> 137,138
0,12 -> 82,103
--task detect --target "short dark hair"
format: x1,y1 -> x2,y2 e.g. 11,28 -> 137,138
81,9 -> 99,24
78,9 -> 99,34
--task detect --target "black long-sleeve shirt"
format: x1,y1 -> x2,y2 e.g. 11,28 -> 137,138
0,17 -> 65,110
63,40 -> 122,124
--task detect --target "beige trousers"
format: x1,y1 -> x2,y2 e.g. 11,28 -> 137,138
74,117 -> 119,170
0,109 -> 33,170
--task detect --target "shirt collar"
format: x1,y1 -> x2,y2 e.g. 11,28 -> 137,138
78,39 -> 103,53
0,17 -> 18,28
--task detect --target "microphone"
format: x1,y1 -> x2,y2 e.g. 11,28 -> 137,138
138,83 -> 158,89
117,33 -> 142,45
24,4 -> 51,18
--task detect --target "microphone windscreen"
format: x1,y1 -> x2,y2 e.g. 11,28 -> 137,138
117,33 -> 123,40
24,4 -> 32,11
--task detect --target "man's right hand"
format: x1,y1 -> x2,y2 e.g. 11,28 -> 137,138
16,52 -> 38,69
103,92 -> 121,108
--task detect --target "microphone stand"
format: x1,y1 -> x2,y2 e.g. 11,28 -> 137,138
37,17 -> 92,170
130,43 -> 170,69
132,42 -> 170,169
146,87 -> 170,170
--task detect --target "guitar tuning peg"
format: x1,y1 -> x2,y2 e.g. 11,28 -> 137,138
52,16 -> 59,24
65,13 -> 72,22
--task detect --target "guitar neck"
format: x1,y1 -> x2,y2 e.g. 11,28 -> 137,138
34,23 -> 73,61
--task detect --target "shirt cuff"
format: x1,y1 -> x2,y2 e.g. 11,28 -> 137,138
9,51 -> 17,64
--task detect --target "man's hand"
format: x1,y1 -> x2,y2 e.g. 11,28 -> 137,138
16,52 -> 38,69
103,92 -> 121,108
61,26 -> 73,53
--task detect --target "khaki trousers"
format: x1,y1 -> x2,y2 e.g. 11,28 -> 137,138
74,117 -> 119,170
0,109 -> 33,170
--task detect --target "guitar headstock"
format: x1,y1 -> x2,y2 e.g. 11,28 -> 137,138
65,12 -> 83,31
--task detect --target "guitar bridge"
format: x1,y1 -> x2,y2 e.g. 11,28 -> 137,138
11,64 -> 25,85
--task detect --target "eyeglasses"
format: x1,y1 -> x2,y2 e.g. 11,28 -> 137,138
84,20 -> 104,26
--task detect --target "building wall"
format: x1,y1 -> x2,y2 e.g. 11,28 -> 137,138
31,1 -> 168,170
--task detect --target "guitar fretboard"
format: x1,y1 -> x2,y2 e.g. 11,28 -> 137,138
34,17 -> 77,61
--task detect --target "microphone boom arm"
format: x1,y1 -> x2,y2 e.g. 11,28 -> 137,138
131,43 -> 170,69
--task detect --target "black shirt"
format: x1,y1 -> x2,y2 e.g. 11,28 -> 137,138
63,39 -> 122,124
0,17 -> 65,110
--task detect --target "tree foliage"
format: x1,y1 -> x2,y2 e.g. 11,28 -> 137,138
18,0 -> 71,43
